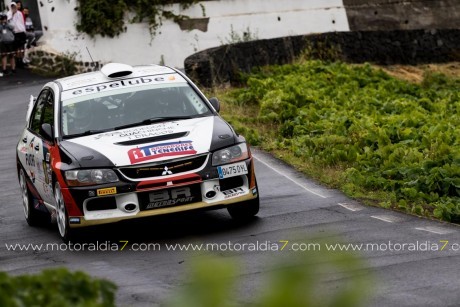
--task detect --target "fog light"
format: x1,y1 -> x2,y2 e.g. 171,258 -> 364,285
205,190 -> 217,199
124,203 -> 137,212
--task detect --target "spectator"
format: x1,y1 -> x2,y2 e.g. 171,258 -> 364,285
23,6 -> 35,64
7,1 -> 26,69
0,13 -> 16,76
15,1 -> 26,23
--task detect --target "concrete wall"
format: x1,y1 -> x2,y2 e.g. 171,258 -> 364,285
4,0 -> 458,71
185,29 -> 460,87
343,0 -> 460,31
31,0 -> 349,68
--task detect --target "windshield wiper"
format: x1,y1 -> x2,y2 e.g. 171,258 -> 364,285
62,116 -> 196,139
114,116 -> 193,131
62,129 -> 111,139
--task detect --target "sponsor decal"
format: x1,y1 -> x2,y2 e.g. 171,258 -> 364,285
88,190 -> 96,197
29,137 -> 35,149
222,187 -> 246,199
128,140 -> 197,164
97,187 -> 117,196
20,146 -> 27,153
94,123 -> 176,140
42,146 -> 51,184
42,161 -> 50,184
64,74 -> 184,99
69,217 -> 81,224
71,77 -> 165,96
36,157 -> 43,174
145,187 -> 195,209
25,153 -> 35,167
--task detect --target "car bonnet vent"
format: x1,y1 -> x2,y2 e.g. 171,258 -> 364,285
101,63 -> 133,78
114,132 -> 189,146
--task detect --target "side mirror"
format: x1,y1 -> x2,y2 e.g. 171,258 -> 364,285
209,97 -> 220,113
41,123 -> 54,142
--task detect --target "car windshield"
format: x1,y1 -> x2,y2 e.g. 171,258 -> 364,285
60,83 -> 212,138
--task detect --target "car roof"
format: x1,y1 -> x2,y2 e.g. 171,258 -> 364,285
56,65 -> 177,92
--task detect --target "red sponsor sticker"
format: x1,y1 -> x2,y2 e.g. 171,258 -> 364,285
128,141 -> 197,164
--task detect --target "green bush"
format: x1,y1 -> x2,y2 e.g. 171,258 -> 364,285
0,268 -> 116,307
75,0 -> 199,38
167,239 -> 372,307
225,60 -> 460,221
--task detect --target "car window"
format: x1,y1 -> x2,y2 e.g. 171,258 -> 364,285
39,91 -> 54,140
61,83 -> 213,137
29,89 -> 49,134
42,92 -> 54,126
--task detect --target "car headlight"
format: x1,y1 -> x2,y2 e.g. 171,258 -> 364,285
65,169 -> 119,186
212,143 -> 249,166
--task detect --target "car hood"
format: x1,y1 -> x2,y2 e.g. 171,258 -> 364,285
63,116 -> 235,167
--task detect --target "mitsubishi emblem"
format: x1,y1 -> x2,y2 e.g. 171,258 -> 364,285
162,166 -> 172,175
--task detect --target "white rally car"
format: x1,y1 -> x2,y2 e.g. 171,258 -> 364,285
16,63 -> 259,241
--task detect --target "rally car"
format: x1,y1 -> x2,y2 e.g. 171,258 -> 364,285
16,63 -> 259,241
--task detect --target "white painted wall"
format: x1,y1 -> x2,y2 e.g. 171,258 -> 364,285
36,0 -> 349,68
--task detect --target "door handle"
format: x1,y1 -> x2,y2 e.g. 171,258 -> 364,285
22,137 -> 27,143
34,144 -> 40,151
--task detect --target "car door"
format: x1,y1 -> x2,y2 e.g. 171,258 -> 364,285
34,90 -> 56,205
18,89 -> 48,196
21,88 -> 54,204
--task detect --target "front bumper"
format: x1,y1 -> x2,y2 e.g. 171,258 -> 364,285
70,192 -> 257,227
64,157 -> 258,228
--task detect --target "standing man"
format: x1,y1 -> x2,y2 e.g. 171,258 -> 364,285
0,13 -> 16,76
22,6 -> 35,64
7,2 -> 26,71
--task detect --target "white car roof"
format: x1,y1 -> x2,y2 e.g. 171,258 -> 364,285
57,65 -> 177,92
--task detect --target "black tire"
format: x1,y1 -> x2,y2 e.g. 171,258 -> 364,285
227,196 -> 260,220
18,168 -> 50,227
54,182 -> 78,242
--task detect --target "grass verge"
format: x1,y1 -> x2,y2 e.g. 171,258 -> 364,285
206,60 -> 460,222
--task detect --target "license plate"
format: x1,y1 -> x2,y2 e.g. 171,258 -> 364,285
217,162 -> 248,179
140,185 -> 201,210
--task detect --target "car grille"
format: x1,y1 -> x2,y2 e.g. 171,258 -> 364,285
119,154 -> 208,179
219,176 -> 244,191
86,197 -> 117,211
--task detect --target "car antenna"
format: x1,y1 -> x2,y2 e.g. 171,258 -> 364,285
86,47 -> 97,70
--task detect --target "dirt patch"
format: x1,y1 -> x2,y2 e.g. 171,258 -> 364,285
375,62 -> 460,83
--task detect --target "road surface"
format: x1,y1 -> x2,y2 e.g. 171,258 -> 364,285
1,74 -> 459,306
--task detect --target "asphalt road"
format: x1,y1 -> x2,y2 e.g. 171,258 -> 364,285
1,74 -> 460,306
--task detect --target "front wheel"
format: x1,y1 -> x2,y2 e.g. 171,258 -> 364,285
19,168 -> 48,226
227,196 -> 260,220
55,182 -> 77,242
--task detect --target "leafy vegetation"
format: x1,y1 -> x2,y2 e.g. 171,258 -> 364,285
167,240 -> 371,307
0,268 -> 116,306
219,25 -> 259,45
0,240 -> 370,306
74,0 -> 200,38
215,61 -> 460,221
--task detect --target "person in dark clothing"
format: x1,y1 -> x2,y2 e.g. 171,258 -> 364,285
0,13 -> 16,76
23,6 -> 36,62
7,2 -> 26,68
